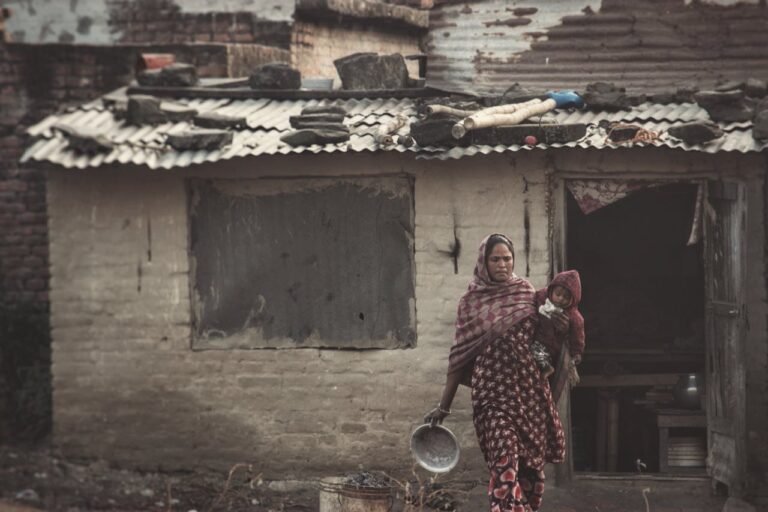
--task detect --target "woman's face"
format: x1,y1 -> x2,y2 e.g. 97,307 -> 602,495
486,243 -> 514,282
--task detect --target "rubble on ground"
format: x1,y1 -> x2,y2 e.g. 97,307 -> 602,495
0,445 -> 316,511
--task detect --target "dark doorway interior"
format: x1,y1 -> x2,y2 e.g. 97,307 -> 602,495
566,182 -> 706,473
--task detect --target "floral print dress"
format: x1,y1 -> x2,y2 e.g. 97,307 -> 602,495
471,317 -> 566,512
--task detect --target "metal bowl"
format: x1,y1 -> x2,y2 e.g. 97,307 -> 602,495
409,424 -> 460,473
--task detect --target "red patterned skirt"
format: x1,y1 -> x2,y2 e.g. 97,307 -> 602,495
471,317 -> 566,511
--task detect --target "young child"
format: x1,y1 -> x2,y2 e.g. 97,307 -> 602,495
531,270 -> 585,381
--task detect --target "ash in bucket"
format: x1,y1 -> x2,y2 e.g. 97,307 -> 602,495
342,471 -> 391,490
318,473 -> 391,512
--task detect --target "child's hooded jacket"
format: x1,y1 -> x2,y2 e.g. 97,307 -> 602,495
534,270 -> 585,359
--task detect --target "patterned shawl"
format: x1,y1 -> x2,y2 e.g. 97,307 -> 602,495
448,234 -> 537,385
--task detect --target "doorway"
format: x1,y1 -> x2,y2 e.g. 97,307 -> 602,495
565,181 -> 707,474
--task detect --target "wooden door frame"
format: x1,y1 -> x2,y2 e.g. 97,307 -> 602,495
550,177 -> 573,485
703,180 -> 748,497
550,175 -> 745,487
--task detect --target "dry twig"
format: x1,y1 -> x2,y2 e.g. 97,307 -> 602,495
165,479 -> 173,512
642,487 -> 651,512
207,463 -> 251,512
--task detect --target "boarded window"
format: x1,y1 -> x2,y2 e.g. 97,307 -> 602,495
189,177 -> 416,349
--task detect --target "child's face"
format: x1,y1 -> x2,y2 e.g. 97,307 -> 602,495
550,285 -> 572,308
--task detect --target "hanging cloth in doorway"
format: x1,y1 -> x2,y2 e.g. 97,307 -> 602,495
566,179 -> 706,245
566,180 -> 663,215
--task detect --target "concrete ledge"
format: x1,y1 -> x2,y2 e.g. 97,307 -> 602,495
295,0 -> 429,30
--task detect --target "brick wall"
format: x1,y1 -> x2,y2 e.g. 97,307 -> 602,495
0,41 -> 51,441
0,45 -> 48,311
291,20 -> 423,81
0,1 -> 424,443
0,41 -> 263,311
109,3 -> 291,48
0,40 -> 287,440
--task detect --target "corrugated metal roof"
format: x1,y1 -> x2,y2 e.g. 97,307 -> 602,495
426,0 -> 768,95
21,91 -> 767,169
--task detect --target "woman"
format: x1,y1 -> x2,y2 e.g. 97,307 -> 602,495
424,234 -> 567,512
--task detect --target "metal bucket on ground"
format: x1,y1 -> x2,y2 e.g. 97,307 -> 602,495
318,476 -> 392,512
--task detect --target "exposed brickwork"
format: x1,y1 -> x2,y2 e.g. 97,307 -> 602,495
0,39 -> 290,307
0,44 -> 49,312
108,1 -> 291,48
0,40 -> 285,440
291,20 -> 423,81
0,2 -> 425,445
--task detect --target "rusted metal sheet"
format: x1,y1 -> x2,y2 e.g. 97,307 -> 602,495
427,0 -> 768,94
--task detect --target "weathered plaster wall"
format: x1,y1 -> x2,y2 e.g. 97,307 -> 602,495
291,20 -> 422,81
3,0 -> 293,44
45,148 -> 768,499
46,152 -> 549,476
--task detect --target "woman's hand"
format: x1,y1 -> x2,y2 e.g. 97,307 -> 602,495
424,406 -> 450,427
551,310 -> 570,334
568,364 -> 581,386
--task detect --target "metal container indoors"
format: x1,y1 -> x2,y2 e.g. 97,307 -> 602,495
409,424 -> 460,473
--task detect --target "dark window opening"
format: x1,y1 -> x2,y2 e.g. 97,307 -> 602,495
189,177 -> 416,350
567,182 -> 706,474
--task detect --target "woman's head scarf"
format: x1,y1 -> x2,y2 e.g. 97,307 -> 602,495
448,234 -> 537,383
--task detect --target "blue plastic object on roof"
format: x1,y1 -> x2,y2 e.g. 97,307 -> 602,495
546,90 -> 584,109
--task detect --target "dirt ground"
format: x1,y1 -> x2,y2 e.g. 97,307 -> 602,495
0,443 -> 733,512
0,444 -> 318,511
0,444 -> 469,512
